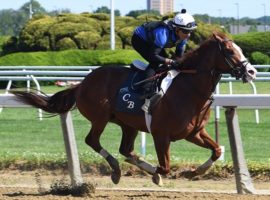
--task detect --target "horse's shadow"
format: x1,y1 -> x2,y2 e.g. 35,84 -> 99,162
4,191 -> 50,197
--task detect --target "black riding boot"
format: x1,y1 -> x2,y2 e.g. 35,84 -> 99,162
142,67 -> 156,98
141,92 -> 163,114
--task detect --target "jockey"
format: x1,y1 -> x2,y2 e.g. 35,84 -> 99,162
131,9 -> 197,113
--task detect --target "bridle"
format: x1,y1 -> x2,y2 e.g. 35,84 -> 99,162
217,39 -> 249,80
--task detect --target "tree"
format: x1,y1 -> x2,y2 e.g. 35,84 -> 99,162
94,6 -> 120,16
126,9 -> 160,18
48,9 -> 71,16
0,9 -> 16,35
0,0 -> 47,36
19,0 -> 47,15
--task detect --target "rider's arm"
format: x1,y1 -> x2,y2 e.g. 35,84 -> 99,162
148,46 -> 175,65
175,39 -> 188,58
148,46 -> 166,63
148,28 -> 169,64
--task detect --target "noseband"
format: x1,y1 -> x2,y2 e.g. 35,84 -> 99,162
218,39 -> 248,80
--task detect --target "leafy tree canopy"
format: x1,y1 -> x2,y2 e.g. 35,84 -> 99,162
94,6 -> 121,17
126,9 -> 160,18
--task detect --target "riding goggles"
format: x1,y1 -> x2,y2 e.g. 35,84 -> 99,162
180,29 -> 193,34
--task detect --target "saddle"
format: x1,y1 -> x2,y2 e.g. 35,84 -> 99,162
115,60 -> 166,115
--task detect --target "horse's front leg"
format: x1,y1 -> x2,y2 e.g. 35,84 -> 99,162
151,134 -> 171,186
183,128 -> 221,178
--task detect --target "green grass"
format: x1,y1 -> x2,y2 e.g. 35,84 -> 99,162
0,81 -> 269,168
0,104 -> 269,166
218,81 -> 270,94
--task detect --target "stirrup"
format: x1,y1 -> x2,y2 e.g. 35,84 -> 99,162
142,92 -> 163,114
141,99 -> 151,113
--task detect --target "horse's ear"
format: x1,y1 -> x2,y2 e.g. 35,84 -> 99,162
213,33 -> 223,42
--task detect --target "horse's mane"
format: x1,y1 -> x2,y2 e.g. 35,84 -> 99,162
180,32 -> 229,64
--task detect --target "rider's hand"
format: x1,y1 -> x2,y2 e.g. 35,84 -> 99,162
169,59 -> 179,69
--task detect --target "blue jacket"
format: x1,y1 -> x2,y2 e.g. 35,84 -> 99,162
134,24 -> 188,57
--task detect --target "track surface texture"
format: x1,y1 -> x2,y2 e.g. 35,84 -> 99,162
0,170 -> 269,200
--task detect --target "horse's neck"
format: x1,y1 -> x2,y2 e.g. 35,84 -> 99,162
174,40 -> 220,104
182,40 -> 217,71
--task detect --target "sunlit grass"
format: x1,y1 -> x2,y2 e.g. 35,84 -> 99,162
0,83 -> 269,167
0,106 -> 269,165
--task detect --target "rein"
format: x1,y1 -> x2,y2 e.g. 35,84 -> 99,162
133,70 -> 168,86
217,39 -> 248,80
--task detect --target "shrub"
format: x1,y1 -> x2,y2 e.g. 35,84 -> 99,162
99,21 -> 111,36
233,32 -> 270,57
250,52 -> 270,72
14,14 -> 102,52
0,36 -> 10,54
89,13 -> 110,21
96,35 -> 122,50
19,15 -> 56,51
74,32 -> 101,50
0,49 -> 143,66
2,12 -> 267,57
118,26 -> 134,49
55,37 -> 77,50
116,16 -> 136,24
136,14 -> 161,22
2,36 -> 19,54
250,51 -> 269,64
192,21 -> 228,45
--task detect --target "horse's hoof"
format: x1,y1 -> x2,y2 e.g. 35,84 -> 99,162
180,169 -> 198,179
125,157 -> 136,165
111,169 -> 121,184
152,173 -> 163,186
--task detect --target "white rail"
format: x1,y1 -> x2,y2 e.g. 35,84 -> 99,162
212,94 -> 270,107
2,94 -> 270,107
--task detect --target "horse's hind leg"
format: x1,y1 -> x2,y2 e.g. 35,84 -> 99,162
119,124 -> 138,158
183,128 -> 222,178
118,124 -> 157,175
85,121 -> 121,184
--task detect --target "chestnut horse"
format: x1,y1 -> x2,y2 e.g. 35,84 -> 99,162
11,33 -> 257,186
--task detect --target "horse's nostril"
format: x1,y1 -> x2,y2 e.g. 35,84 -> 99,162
248,70 -> 255,75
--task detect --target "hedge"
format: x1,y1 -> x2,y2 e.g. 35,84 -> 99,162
233,32 -> 270,57
1,13 -> 225,54
1,13 -> 268,64
0,49 -> 144,66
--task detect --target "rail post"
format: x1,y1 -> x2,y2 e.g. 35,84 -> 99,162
60,112 -> 83,186
225,106 -> 255,194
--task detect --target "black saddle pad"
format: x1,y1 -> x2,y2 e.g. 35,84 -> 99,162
116,69 -> 146,115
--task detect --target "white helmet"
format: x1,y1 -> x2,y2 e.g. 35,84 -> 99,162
173,9 -> 197,31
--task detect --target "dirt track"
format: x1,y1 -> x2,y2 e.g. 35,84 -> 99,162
0,170 -> 269,199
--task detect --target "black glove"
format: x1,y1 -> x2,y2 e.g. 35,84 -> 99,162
169,60 -> 179,69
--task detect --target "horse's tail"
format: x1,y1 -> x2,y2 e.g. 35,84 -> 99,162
11,85 -> 79,114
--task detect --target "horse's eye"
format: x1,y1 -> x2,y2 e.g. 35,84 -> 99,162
226,49 -> 234,55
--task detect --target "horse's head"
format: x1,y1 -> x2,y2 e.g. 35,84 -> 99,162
213,33 -> 257,83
